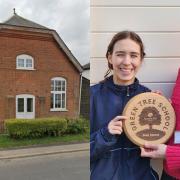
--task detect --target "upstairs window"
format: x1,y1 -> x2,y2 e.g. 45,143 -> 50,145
51,77 -> 67,111
16,54 -> 34,70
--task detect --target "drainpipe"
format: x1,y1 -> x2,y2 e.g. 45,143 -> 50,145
78,73 -> 82,116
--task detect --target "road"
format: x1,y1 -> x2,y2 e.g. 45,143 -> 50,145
0,151 -> 89,180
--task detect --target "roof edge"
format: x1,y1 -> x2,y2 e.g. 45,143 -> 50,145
3,13 -> 49,30
52,31 -> 83,73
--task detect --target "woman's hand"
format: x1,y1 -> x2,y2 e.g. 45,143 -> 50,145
152,90 -> 172,103
152,90 -> 163,95
108,116 -> 127,135
140,143 -> 167,159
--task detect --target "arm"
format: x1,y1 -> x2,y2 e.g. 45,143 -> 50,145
90,116 -> 126,163
166,145 -> 180,171
90,87 -> 126,162
141,144 -> 180,171
140,143 -> 167,159
90,125 -> 117,163
90,88 -> 115,163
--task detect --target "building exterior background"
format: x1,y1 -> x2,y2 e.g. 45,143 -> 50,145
90,0 -> 180,176
0,12 -> 83,131
80,63 -> 90,119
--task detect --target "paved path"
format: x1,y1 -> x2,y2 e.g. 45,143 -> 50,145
0,143 -> 89,159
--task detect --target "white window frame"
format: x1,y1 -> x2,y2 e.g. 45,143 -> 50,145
50,77 -> 67,111
16,94 -> 35,119
16,54 -> 35,70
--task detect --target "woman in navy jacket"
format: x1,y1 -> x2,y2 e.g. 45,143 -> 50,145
90,31 -> 159,180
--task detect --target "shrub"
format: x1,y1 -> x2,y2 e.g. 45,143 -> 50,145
65,117 -> 89,134
5,117 -> 67,139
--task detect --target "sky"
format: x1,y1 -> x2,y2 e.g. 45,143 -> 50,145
0,0 -> 89,66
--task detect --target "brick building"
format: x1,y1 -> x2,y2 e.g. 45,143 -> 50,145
0,12 -> 83,131
80,63 -> 90,119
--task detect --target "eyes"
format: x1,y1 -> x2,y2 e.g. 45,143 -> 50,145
116,52 -> 139,59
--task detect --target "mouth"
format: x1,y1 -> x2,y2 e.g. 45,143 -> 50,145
119,67 -> 133,74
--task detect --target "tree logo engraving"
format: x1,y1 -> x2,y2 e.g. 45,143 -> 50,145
136,106 -> 165,140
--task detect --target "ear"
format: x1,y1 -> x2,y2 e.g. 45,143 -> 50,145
107,53 -> 112,65
139,59 -> 143,66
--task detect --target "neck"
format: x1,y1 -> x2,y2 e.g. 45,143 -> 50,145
113,76 -> 135,86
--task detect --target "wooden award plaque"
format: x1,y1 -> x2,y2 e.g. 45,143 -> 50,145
123,92 -> 176,146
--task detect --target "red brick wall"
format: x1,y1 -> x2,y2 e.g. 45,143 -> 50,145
0,29 -> 80,131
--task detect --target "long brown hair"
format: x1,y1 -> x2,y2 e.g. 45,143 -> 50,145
104,31 -> 146,78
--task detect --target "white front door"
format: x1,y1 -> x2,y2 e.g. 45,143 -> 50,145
16,94 -> 35,119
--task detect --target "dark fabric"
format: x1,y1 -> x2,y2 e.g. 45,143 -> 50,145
161,170 -> 177,180
90,76 -> 159,180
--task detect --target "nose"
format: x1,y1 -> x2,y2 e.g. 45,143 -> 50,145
122,54 -> 131,65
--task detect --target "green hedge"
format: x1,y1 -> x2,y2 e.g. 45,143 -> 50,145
65,117 -> 89,134
5,117 -> 67,139
5,117 -> 89,139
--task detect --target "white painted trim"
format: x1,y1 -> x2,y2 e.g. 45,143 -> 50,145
16,54 -> 34,70
50,108 -> 68,112
79,73 -> 82,115
16,94 -> 35,119
16,68 -> 36,71
51,77 -> 67,110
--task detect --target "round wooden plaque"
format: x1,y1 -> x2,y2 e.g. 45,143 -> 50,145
122,92 -> 176,146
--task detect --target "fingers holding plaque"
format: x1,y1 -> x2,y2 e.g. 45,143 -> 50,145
122,92 -> 176,146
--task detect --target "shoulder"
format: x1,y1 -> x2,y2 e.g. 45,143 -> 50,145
134,78 -> 151,93
138,83 -> 151,92
91,76 -> 112,94
90,81 -> 106,95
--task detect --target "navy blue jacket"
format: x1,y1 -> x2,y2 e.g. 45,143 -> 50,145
90,76 -> 159,180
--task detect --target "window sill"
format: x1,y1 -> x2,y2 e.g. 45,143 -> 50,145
50,108 -> 68,112
16,68 -> 36,71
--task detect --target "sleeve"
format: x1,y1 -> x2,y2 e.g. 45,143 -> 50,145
165,145 -> 180,171
90,87 -> 118,163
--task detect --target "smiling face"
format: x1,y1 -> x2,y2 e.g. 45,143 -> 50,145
108,38 -> 142,85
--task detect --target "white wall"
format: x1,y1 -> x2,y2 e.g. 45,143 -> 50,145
90,0 -> 180,98
91,0 -> 180,176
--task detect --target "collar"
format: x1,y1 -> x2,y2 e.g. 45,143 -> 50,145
104,75 -> 139,95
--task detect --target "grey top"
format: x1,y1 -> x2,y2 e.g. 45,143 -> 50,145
4,13 -> 49,29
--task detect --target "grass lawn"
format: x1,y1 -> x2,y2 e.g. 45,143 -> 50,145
0,132 -> 89,149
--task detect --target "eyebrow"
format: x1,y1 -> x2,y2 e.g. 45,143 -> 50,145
115,51 -> 140,55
